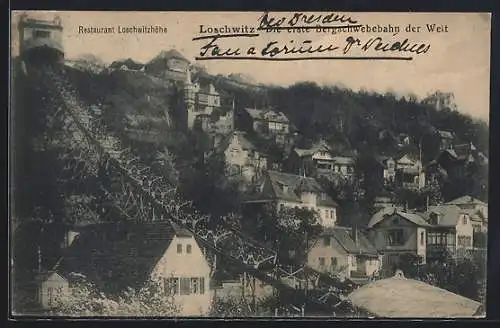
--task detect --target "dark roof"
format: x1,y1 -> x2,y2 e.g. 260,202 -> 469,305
368,207 -> 430,228
438,130 -> 454,139
445,195 -> 487,207
321,226 -> 378,256
109,58 -> 144,70
244,108 -> 289,123
56,221 -> 192,295
217,131 -> 257,153
148,49 -> 189,64
439,143 -> 488,165
248,171 -> 337,207
422,204 -> 467,227
293,140 -> 332,158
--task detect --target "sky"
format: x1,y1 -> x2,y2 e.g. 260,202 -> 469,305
10,11 -> 491,122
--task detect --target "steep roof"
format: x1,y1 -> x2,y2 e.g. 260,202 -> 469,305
294,140 -> 332,158
217,131 -> 257,153
438,130 -> 454,139
56,221 -> 193,295
250,170 -> 337,207
348,276 -> 481,317
244,108 -> 289,123
332,156 -> 355,165
367,207 -> 429,228
321,226 -> 378,256
446,195 -> 487,207
149,49 -> 189,63
423,204 -> 465,227
109,58 -> 144,70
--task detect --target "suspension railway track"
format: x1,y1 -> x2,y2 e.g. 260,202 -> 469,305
23,62 -> 360,316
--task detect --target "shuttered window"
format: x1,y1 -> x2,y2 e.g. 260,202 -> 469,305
180,278 -> 191,295
200,277 -> 205,294
166,277 -> 206,295
165,277 -> 179,295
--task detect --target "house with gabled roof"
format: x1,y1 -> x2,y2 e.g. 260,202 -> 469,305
35,268 -> 70,310
214,130 -> 267,186
307,226 -> 382,284
145,49 -> 190,80
50,221 -> 212,316
435,142 -> 488,184
421,204 -> 474,258
240,108 -> 291,146
366,207 -> 430,271
288,139 -> 356,183
445,196 -> 488,232
244,170 -> 338,228
109,58 -> 145,71
438,130 -> 455,150
373,152 -> 425,189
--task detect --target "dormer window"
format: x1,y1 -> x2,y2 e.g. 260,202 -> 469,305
321,193 -> 327,200
34,30 -> 51,38
430,213 -> 440,225
277,181 -> 288,193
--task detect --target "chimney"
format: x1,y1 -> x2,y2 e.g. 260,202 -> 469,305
37,245 -> 42,273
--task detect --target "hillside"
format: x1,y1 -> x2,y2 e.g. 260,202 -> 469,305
55,59 -> 489,209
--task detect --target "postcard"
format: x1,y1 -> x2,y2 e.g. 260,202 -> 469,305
9,11 -> 490,318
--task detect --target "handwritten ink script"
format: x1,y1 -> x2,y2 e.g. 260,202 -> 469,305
193,12 -> 446,61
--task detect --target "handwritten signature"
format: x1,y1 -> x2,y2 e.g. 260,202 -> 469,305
195,34 -> 430,59
343,36 -> 431,55
258,12 -> 359,30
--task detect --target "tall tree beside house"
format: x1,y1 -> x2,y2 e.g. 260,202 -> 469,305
393,185 -> 443,210
395,248 -> 486,303
241,203 -> 322,264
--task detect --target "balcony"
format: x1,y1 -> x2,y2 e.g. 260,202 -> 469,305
350,270 -> 369,279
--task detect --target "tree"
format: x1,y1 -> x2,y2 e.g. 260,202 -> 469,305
242,203 -> 322,264
51,276 -> 181,316
396,248 -> 487,302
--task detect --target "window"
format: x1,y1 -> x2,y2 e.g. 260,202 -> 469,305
462,216 -> 468,225
200,277 -> 205,294
458,236 -> 472,247
430,213 -> 440,225
331,257 -> 337,267
169,277 -> 206,295
323,237 -> 330,246
420,231 -> 425,245
177,244 -> 182,254
180,277 -> 191,295
47,287 -> 54,307
330,210 -> 334,219
186,244 -> 192,254
191,278 -> 200,294
319,257 -> 325,266
165,277 -> 179,295
34,30 -> 51,38
387,229 -> 404,246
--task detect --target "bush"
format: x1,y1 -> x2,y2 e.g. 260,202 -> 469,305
51,276 -> 181,316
